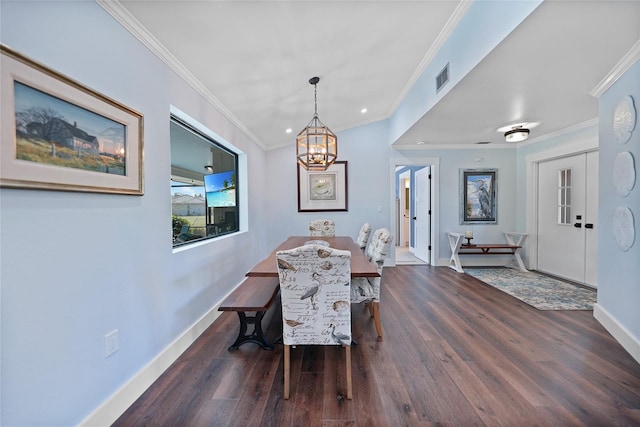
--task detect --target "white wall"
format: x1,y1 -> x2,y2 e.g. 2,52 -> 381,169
0,2 -> 268,425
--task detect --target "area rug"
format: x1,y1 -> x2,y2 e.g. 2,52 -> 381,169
464,267 -> 597,310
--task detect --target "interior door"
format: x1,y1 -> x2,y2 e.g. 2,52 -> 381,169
399,171 -> 410,247
413,167 -> 430,263
537,152 -> 598,286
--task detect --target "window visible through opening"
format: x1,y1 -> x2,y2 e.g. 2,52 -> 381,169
558,168 -> 571,225
171,116 -> 238,247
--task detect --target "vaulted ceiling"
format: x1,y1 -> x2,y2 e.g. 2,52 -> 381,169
103,1 -> 640,150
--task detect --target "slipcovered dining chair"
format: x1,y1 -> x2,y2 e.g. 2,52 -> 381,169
309,219 -> 335,237
350,228 -> 393,338
356,223 -> 372,251
276,244 -> 352,400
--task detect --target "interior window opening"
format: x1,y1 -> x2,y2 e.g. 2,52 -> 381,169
170,116 -> 239,247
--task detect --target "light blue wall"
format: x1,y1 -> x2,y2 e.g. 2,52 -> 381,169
390,0 -> 542,143
395,147 -> 518,263
596,60 -> 640,343
1,1 -> 638,425
265,119 -> 395,250
0,2 -> 269,425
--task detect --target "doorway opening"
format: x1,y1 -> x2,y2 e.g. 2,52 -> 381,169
389,157 -> 440,266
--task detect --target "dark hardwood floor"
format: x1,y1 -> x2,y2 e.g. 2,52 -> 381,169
113,266 -> 640,426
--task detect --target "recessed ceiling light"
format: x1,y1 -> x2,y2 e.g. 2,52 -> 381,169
416,141 -> 426,145
285,128 -> 292,134
361,108 -> 367,114
476,141 -> 491,144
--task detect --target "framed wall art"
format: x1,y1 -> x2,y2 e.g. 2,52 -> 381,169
298,161 -> 348,212
0,44 -> 144,195
460,168 -> 497,224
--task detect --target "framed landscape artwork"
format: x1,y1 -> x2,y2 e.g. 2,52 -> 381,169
298,161 -> 348,212
460,168 -> 497,224
0,45 -> 144,195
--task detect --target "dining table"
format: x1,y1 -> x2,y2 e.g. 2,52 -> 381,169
225,236 -> 378,351
246,235 -> 380,278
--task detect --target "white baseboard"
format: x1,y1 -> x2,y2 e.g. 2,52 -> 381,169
593,303 -> 640,365
79,304 -> 224,426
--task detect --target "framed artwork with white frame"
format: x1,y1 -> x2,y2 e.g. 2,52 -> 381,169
0,45 -> 144,195
297,161 -> 348,212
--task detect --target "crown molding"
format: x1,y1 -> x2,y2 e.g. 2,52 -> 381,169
386,0 -> 473,117
392,142 -> 517,151
391,118 -> 599,151
590,38 -> 640,98
96,0 -> 265,150
518,118 -> 599,148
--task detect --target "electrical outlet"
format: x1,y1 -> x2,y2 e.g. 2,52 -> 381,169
104,329 -> 119,357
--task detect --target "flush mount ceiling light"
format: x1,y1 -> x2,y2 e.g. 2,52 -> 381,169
498,121 -> 539,143
504,126 -> 530,143
296,76 -> 337,171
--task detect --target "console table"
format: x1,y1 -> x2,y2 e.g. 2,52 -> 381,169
447,232 -> 528,273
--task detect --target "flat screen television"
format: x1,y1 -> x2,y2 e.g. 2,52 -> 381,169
204,170 -> 236,207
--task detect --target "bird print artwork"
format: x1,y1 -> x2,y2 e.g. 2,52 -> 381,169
300,285 -> 319,300
329,323 -> 351,346
285,318 -> 304,327
332,300 -> 349,313
317,248 -> 331,258
277,244 -> 352,348
300,271 -> 325,310
477,179 -> 492,218
277,258 -> 296,271
465,174 -> 494,220
319,260 -> 333,270
277,257 -> 296,281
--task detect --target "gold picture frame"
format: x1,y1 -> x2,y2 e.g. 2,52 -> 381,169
297,161 -> 348,212
0,45 -> 144,195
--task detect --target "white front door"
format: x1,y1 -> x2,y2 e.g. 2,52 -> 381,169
537,152 -> 598,286
413,167 -> 431,263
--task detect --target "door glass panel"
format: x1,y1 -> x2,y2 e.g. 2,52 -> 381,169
557,169 -> 571,225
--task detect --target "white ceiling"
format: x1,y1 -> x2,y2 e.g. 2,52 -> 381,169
104,1 -> 639,150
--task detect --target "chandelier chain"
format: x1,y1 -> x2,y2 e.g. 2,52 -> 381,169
314,81 -> 318,117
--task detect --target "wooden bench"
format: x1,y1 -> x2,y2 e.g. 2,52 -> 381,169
447,232 -> 528,273
218,276 -> 280,351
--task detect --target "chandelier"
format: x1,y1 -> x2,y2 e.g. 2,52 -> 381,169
296,76 -> 337,171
